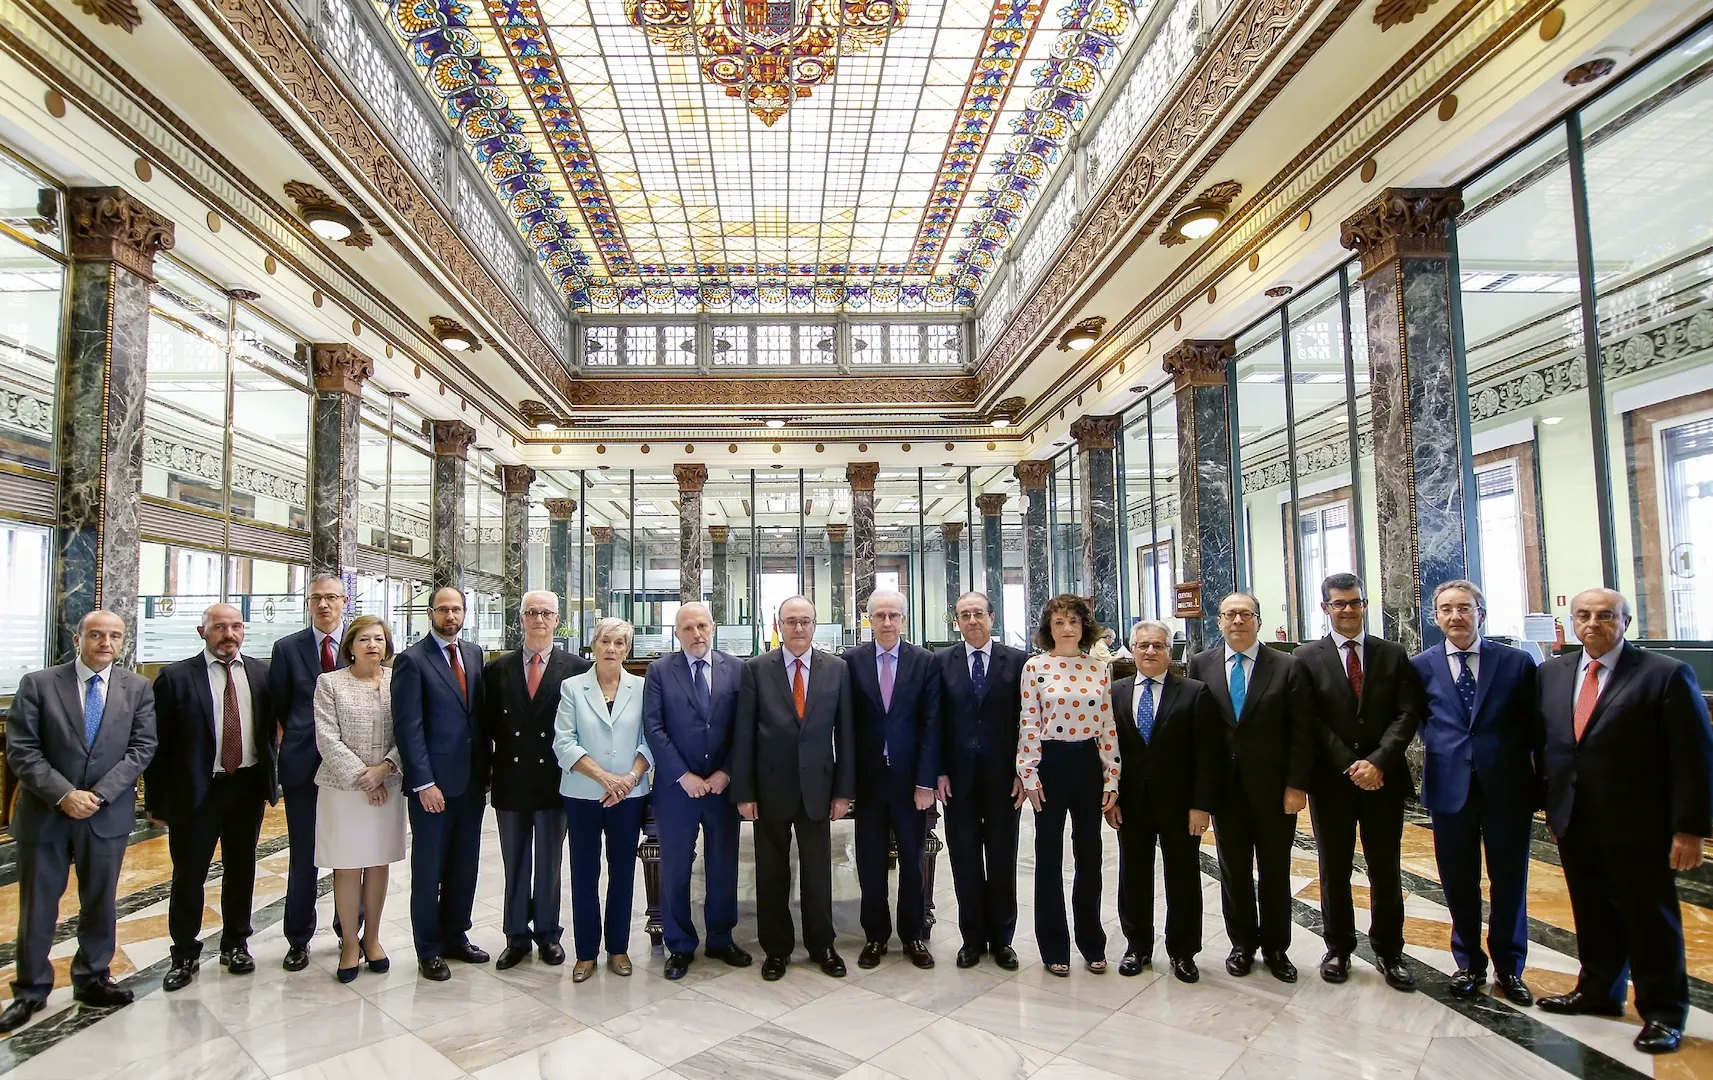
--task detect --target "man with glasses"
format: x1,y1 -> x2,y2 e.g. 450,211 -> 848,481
269,574 -> 349,970
1187,592 -> 1312,983
1295,573 -> 1424,991
1535,589 -> 1713,1055
481,591 -> 587,971
1411,579 -> 1540,1005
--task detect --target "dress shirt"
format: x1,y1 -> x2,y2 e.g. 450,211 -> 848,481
875,641 -> 901,688
1329,629 -> 1367,654
73,657 -> 111,707
682,646 -> 710,688
1134,674 -> 1163,728
784,647 -> 812,694
313,626 -> 339,661
432,631 -> 463,656
1575,638 -> 1624,712
522,645 -> 552,674
205,649 -> 256,771
1017,653 -> 1121,793
1223,642 -> 1261,678
965,641 -> 992,679
1443,636 -> 1481,682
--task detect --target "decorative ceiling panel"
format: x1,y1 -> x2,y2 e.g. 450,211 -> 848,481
375,0 -> 1151,312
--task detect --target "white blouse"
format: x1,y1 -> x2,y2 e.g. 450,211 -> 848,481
1017,653 -> 1121,794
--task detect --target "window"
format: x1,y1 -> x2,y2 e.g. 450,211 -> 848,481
756,324 -> 792,365
1298,501 -> 1354,639
143,266 -> 231,510
662,324 -> 698,366
584,325 -> 620,366
0,227 -> 62,471
712,324 -> 750,365
230,312 -> 309,529
1659,417 -> 1713,638
1136,540 -> 1175,622
1475,462 -> 1528,639
0,521 -> 49,696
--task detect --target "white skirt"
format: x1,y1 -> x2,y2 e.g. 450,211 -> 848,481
315,785 -> 407,869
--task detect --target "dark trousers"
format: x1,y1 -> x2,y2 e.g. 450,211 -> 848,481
943,769 -> 1021,953
1033,739 -> 1107,966
407,785 -> 485,960
754,808 -> 835,960
563,795 -> 645,961
1559,809 -> 1688,1027
281,781 -> 323,949
1214,781 -> 1298,956
1428,774 -> 1532,978
1308,780 -> 1407,959
11,825 -> 127,1002
1116,800 -> 1204,960
654,784 -> 741,956
854,780 -> 928,944
497,808 -> 567,949
167,766 -> 268,960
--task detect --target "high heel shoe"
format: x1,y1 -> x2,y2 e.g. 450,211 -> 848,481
362,944 -> 390,974
337,940 -> 362,984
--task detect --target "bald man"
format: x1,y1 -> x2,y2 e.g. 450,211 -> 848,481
147,603 -> 278,992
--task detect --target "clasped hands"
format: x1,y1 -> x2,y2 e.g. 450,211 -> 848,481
61,790 -> 101,819
678,770 -> 731,798
1346,760 -> 1383,791
597,767 -> 641,807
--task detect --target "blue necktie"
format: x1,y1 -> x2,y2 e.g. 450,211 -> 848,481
1137,678 -> 1156,743
970,649 -> 987,696
1454,652 -> 1477,720
1229,654 -> 1247,722
693,658 -> 710,713
83,674 -> 105,747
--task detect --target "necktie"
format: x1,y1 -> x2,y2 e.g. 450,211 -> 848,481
83,673 -> 104,747
1229,654 -> 1247,721
448,642 -> 467,700
1573,659 -> 1602,741
970,649 -> 987,696
792,658 -> 807,721
693,658 -> 710,712
320,634 -> 336,674
526,652 -> 543,699
1137,678 -> 1156,744
879,651 -> 895,712
220,659 -> 243,773
1344,640 -> 1364,699
1454,651 -> 1477,719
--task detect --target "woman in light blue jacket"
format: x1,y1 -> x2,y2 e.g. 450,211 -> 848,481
554,617 -> 654,983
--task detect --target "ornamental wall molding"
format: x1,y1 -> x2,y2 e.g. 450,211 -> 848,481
142,431 -> 310,506
0,386 -> 53,436
357,500 -> 431,540
563,374 -> 980,410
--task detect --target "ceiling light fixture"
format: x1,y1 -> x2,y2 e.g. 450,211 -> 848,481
986,395 -> 1027,429
766,418 -> 786,429
1541,416 -> 1563,425
1162,180 -> 1243,247
284,181 -> 371,249
1057,318 -> 1106,353
431,316 -> 481,353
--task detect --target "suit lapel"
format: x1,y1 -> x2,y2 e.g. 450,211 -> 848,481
1316,639 -> 1357,710
1467,644 -> 1495,725
422,638 -> 461,700
1424,645 -> 1462,723
1240,648 -> 1276,723
1152,673 -> 1178,736
197,658 -> 221,744
1203,653 -> 1237,726
1582,646 -> 1640,742
668,651 -> 699,714
584,677 -> 617,728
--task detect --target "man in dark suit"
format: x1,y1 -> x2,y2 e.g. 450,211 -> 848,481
268,574 -> 349,969
846,589 -> 941,970
1187,591 -> 1313,984
147,604 -> 279,991
481,591 -> 586,971
1296,573 -> 1424,991
645,602 -> 753,980
934,591 -> 1025,971
1,610 -> 157,1031
1412,579 -> 1540,1005
732,595 -> 856,981
393,585 -> 491,981
1108,620 -> 1220,983
1536,588 -> 1713,1055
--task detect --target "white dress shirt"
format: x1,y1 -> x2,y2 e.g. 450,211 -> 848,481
206,650 -> 257,771
1330,629 -> 1367,653
1134,673 -> 1163,729
1444,636 -> 1481,682
73,657 -> 111,707
784,647 -> 812,695
1575,639 -> 1624,711
965,641 -> 992,679
313,626 -> 340,665
1223,642 -> 1261,680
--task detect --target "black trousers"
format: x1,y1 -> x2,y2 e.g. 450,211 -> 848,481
1116,799 -> 1204,961
1033,739 -> 1107,966
1214,780 -> 1298,956
854,781 -> 928,943
11,825 -> 126,1001
281,781 -> 322,949
168,766 -> 268,961
943,768 -> 1021,953
1308,780 -> 1407,959
408,785 -> 485,960
754,808 -> 834,960
1559,810 -> 1689,1027
497,808 -> 567,948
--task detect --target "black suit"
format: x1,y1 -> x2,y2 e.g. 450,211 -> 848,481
730,648 -> 857,960
1112,672 -> 1220,961
1295,634 -> 1423,960
846,640 -> 941,944
481,647 -> 587,949
268,625 -> 346,949
1186,643 -> 1313,957
1540,643 -> 1713,1027
935,641 -> 1025,954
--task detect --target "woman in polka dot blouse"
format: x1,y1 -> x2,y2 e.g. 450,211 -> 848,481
1018,594 -> 1121,976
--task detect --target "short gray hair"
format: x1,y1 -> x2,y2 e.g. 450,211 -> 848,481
1431,579 -> 1486,612
675,602 -> 712,627
521,590 -> 558,612
591,617 -> 634,650
867,589 -> 906,615
1129,620 -> 1172,647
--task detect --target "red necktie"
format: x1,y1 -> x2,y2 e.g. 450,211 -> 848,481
527,652 -> 543,699
220,659 -> 243,773
320,634 -> 336,674
1573,659 -> 1601,741
1344,640 -> 1364,699
448,642 -> 467,700
792,659 -> 806,722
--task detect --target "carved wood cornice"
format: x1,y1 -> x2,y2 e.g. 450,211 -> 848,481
543,497 -> 577,519
1339,187 -> 1464,277
1374,0 -> 1440,31
1163,339 -> 1236,390
673,463 -> 709,493
430,419 -> 477,459
66,186 -> 174,278
73,0 -> 141,33
846,462 -> 880,492
1014,460 -> 1051,490
498,464 -> 536,494
303,342 -> 373,396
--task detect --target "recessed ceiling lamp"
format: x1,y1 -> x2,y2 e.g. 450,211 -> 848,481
1057,317 -> 1107,353
284,181 -> 371,248
1162,180 -> 1243,247
431,316 -> 481,352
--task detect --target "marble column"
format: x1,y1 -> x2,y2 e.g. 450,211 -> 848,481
977,492 -> 1007,633
1341,188 -> 1468,652
1164,340 -> 1237,654
55,188 -> 174,664
1015,460 -> 1051,630
709,525 -> 731,623
591,526 -> 614,618
304,343 -> 372,584
847,462 -> 879,622
941,521 -> 964,635
429,420 -> 476,594
1072,415 -> 1121,632
499,464 -> 535,650
675,463 -> 707,605
826,524 -> 849,628
545,498 -> 576,640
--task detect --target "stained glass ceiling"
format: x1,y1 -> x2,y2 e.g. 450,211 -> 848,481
377,0 -> 1149,313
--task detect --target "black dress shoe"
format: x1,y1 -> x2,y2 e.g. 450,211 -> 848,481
816,951 -> 847,978
1262,952 -> 1297,983
72,977 -> 133,1008
1319,952 -> 1349,984
1635,1020 -> 1684,1054
1226,948 -> 1254,977
163,957 -> 200,992
0,998 -> 43,1033
664,952 -> 694,980
220,946 -> 255,974
540,942 -> 566,966
1537,989 -> 1623,1017
1375,956 -> 1416,992
1493,974 -> 1531,1005
956,945 -> 981,969
858,941 -> 888,969
495,945 -> 531,971
419,957 -> 452,982
761,955 -> 788,981
1170,958 -> 1200,984
992,945 -> 1019,971
705,944 -> 753,967
282,947 -> 310,972
1447,969 -> 1483,999
445,941 -> 490,964
905,941 -> 935,969
1118,951 -> 1150,977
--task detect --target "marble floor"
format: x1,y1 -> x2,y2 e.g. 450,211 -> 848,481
0,808 -> 1708,1080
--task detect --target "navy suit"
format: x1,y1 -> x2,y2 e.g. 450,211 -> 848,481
1412,639 -> 1541,980
643,648 -> 743,956
392,634 -> 488,961
846,640 -> 941,944
268,625 -> 346,949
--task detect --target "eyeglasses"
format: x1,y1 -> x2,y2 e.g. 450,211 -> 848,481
1219,610 -> 1258,622
1324,599 -> 1366,611
780,617 -> 815,629
309,592 -> 345,603
1435,603 -> 1477,617
870,611 -> 903,623
1574,610 -> 1620,624
522,609 -> 557,619
1133,641 -> 1169,652
431,605 -> 463,615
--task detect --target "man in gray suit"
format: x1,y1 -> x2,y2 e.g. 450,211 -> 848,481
2,610 -> 158,1031
732,595 -> 856,981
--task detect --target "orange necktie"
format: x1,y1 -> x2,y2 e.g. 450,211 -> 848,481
526,652 -> 543,699
792,658 -> 806,722
1573,659 -> 1601,741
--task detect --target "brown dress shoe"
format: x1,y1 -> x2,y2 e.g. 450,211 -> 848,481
858,941 -> 888,969
904,941 -> 935,969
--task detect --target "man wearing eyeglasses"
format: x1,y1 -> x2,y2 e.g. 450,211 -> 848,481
481,592 -> 588,971
1186,592 -> 1312,983
1295,573 -> 1424,991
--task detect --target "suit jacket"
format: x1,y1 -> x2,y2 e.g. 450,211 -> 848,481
392,634 -> 488,799
730,648 -> 856,822
1540,643 -> 1713,842
268,625 -> 346,788
553,667 -> 653,801
8,663 -> 158,841
145,652 -> 279,824
1295,634 -> 1424,799
934,641 -> 1026,798
1186,643 -> 1314,814
845,641 -> 942,793
1111,671 -> 1221,822
1412,639 -> 1542,816
643,648 -> 741,788
481,647 -> 588,811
